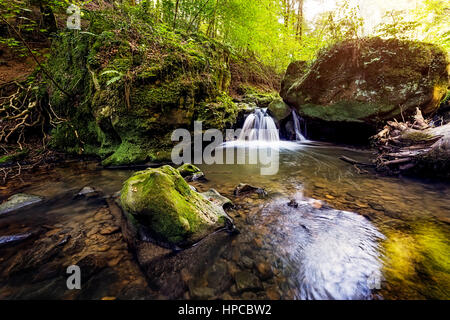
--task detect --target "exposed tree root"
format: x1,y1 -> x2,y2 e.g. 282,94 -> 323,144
372,108 -> 450,178
0,82 -> 69,185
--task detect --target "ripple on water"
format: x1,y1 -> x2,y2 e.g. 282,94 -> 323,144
253,196 -> 385,300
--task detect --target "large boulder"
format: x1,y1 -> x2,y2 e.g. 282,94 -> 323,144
282,38 -> 449,142
120,165 -> 231,246
46,13 -> 237,166
280,60 -> 307,99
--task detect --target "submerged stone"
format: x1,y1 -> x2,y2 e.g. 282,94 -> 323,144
189,286 -> 216,300
0,233 -> 32,246
120,165 -> 232,246
185,172 -> 207,182
201,189 -> 233,209
75,186 -> 101,199
233,183 -> 268,198
0,193 -> 43,215
234,271 -> 263,292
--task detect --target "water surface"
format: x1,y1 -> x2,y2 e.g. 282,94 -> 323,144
0,142 -> 448,299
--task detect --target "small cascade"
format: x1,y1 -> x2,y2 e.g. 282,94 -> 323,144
238,108 -> 280,142
291,109 -> 306,141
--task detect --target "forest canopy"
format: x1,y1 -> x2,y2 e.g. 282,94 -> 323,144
0,0 -> 449,71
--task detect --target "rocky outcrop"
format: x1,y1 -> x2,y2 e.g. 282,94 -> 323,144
120,165 -> 232,246
46,12 -> 238,166
281,38 -> 449,142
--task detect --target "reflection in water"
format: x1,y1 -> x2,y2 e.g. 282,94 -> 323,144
253,196 -> 384,300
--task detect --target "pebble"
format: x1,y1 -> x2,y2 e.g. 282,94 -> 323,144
234,271 -> 262,292
265,286 -> 281,300
100,226 -> 120,235
314,182 -> 326,189
312,201 -> 322,209
189,287 -> 215,300
255,262 -> 273,280
107,256 -> 122,267
45,228 -> 62,237
241,256 -> 254,269
95,245 -> 111,252
369,202 -> 385,211
241,292 -> 257,300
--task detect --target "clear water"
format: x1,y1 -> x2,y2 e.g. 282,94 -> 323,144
0,142 -> 449,299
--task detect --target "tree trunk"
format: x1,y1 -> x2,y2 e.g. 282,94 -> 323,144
39,1 -> 57,35
296,0 -> 303,41
173,0 -> 180,29
207,0 -> 219,38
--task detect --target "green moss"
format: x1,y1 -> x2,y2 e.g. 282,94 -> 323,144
177,163 -> 202,177
120,165 -> 227,245
195,93 -> 238,130
268,97 -> 291,121
402,131 -> 434,142
45,10 -> 236,166
0,149 -> 28,165
284,37 -> 449,130
299,101 -> 395,124
102,141 -> 148,166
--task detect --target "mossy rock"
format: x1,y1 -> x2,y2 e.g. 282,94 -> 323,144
44,11 -> 237,166
120,165 -> 230,246
281,37 -> 449,142
177,163 -> 202,177
268,97 -> 291,121
0,149 -> 29,166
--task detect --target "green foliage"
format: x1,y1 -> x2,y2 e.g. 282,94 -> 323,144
375,0 -> 450,53
100,70 -> 124,86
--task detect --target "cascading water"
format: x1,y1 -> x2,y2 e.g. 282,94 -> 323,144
238,108 -> 280,142
292,109 -> 306,141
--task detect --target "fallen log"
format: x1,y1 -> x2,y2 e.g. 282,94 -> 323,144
372,108 -> 450,178
339,155 -> 373,167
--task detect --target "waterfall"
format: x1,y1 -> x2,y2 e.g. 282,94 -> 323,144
292,109 -> 306,141
238,108 -> 280,142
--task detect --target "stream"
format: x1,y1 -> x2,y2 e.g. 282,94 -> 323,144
0,142 -> 449,300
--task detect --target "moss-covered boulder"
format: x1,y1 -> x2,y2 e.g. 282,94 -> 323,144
177,163 -> 202,177
45,10 -> 238,166
282,38 -> 449,142
120,165 -> 231,246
